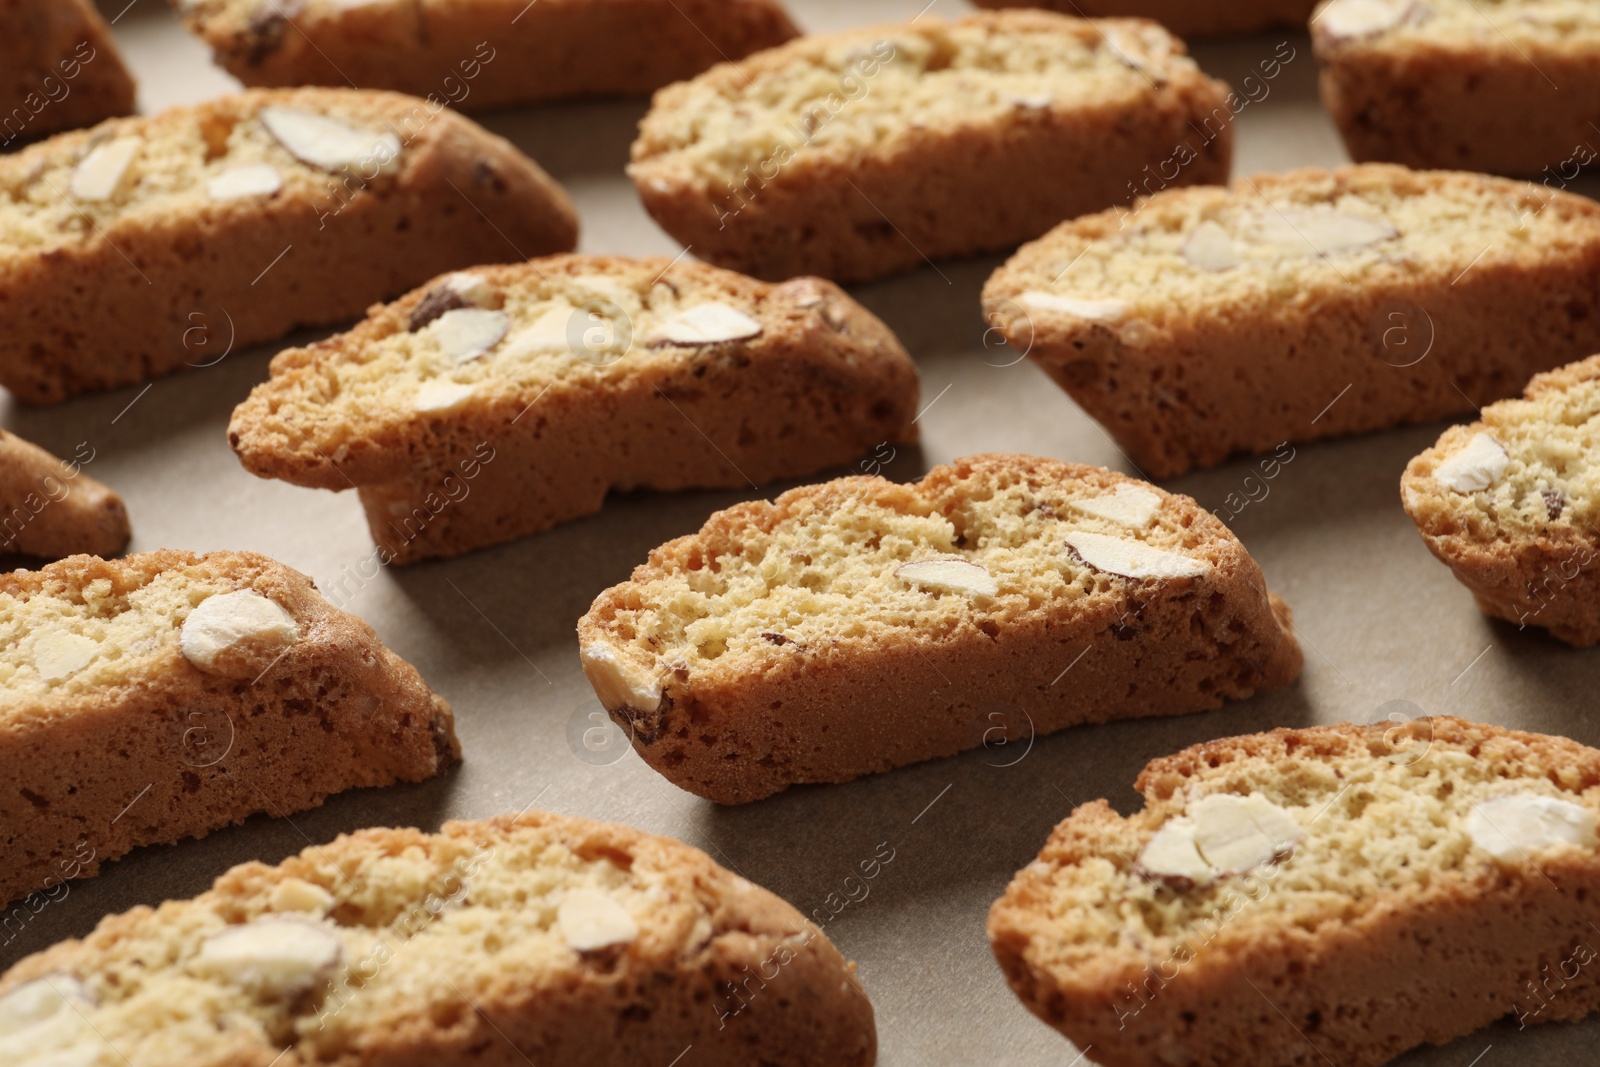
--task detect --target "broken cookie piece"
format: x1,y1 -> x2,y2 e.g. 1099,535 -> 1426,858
0,431 -> 129,560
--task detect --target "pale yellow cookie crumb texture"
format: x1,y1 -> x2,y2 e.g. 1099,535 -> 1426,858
1316,0 -> 1600,50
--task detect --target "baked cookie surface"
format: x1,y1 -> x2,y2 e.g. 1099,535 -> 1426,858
0,87 -> 577,403
1402,354 -> 1600,645
0,431 -> 129,560
971,0 -> 1317,37
173,0 -> 798,108
0,810 -> 876,1067
1314,0 -> 1600,176
989,717 -> 1600,1067
984,164 -> 1600,477
630,11 -> 1232,283
0,0 -> 135,145
229,255 -> 920,563
0,550 -> 458,907
579,453 -> 1302,804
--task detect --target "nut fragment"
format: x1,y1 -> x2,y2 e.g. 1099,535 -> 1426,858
1075,484 -> 1162,528
180,590 -> 299,677
32,632 -> 99,682
70,136 -> 141,201
1190,794 -> 1302,873
895,557 -> 999,598
1318,0 -> 1426,40
0,975 -> 95,1037
193,920 -> 343,997
1433,432 -> 1509,493
412,379 -> 476,412
425,308 -> 510,364
207,163 -> 282,201
501,305 -> 577,357
581,642 -> 663,714
1240,209 -> 1398,259
651,302 -> 762,345
1019,291 -> 1130,323
557,888 -> 639,951
261,106 -> 401,173
1065,532 -> 1209,580
1465,793 -> 1598,863
1006,93 -> 1053,110
409,272 -> 496,330
270,878 -> 336,915
1183,221 -> 1241,272
1137,819 -> 1212,885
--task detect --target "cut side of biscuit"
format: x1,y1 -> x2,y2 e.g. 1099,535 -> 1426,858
578,453 -> 1302,804
989,717 -> 1600,1067
0,550 -> 459,907
0,811 -> 876,1066
0,87 -> 577,403
0,431 -> 129,560
1,0 -> 135,145
984,164 -> 1600,477
629,11 -> 1232,283
1314,0 -> 1600,176
173,0 -> 799,108
229,255 -> 920,564
972,0 -> 1318,37
1402,353 -> 1600,646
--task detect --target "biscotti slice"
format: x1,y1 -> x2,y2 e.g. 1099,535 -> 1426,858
1314,0 -> 1600,177
989,717 -> 1600,1067
1401,354 -> 1600,646
0,431 -> 129,559
228,255 -> 920,564
0,810 -> 877,1066
578,453 -> 1302,804
629,11 -> 1232,284
173,0 -> 799,109
0,0 -> 135,146
984,164 -> 1600,478
0,88 -> 577,404
972,0 -> 1317,38
0,550 -> 459,907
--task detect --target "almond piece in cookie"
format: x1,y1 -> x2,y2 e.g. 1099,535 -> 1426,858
990,717 -> 1600,1067
1,0 -> 136,144
0,431 -> 129,559
0,811 -> 876,1066
1314,0 -> 1600,176
1402,353 -> 1600,646
0,550 -> 459,907
969,0 -> 1317,38
629,11 -> 1232,283
0,87 -> 578,403
984,164 -> 1600,477
228,256 -> 920,564
172,0 -> 799,108
578,453 -> 1302,804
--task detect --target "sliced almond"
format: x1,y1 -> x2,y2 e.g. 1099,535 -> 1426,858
1183,221 -> 1241,271
652,302 -> 762,345
193,920 -> 343,997
1318,0 -> 1422,40
895,557 -> 999,598
70,136 -> 141,201
425,308 -> 510,364
1137,818 -> 1213,886
412,379 -> 476,413
1433,432 -> 1509,493
1466,793 -> 1598,863
0,975 -> 95,1036
1019,291 -> 1130,322
1065,532 -> 1209,580
1006,93 -> 1054,110
32,632 -> 99,682
1074,484 -> 1162,528
269,878 -> 336,916
1241,209 -> 1398,259
581,642 -> 663,714
557,888 -> 639,951
261,107 -> 402,173
180,590 -> 298,675
207,163 -> 282,201
1189,793 -> 1302,873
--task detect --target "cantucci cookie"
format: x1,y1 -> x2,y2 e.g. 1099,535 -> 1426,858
0,550 -> 459,907
0,87 -> 577,404
989,717 -> 1600,1067
173,0 -> 799,108
578,454 -> 1302,804
972,0 -> 1317,38
0,810 -> 877,1066
629,11 -> 1232,284
1314,0 -> 1600,176
1402,354 -> 1600,646
228,255 -> 920,564
984,165 -> 1600,477
1,0 -> 135,145
0,431 -> 129,559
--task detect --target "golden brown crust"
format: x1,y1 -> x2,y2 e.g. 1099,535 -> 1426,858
0,431 -> 129,559
629,12 -> 1233,284
0,88 -> 578,404
174,0 -> 799,108
0,550 -> 459,908
0,0 -> 135,145
0,811 -> 876,1067
579,453 -> 1302,803
971,0 -> 1317,37
989,718 -> 1600,1067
